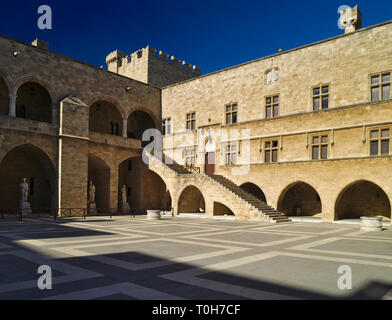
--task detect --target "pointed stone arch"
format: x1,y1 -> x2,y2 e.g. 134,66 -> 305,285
178,185 -> 205,214
335,180 -> 391,220
88,154 -> 111,212
240,182 -> 267,203
0,143 -> 57,213
14,77 -> 53,123
88,98 -> 124,136
278,181 -> 322,216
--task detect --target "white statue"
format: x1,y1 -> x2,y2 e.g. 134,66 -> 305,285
122,185 -> 127,203
20,178 -> 29,203
88,181 -> 96,204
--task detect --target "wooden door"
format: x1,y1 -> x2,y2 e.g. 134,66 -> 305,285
205,152 -> 215,175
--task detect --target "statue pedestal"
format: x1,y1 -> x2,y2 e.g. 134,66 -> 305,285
20,201 -> 32,217
88,202 -> 97,215
120,202 -> 130,214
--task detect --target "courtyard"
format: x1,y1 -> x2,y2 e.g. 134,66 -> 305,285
0,216 -> 391,300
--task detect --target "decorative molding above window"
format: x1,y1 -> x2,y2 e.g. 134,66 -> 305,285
265,59 -> 279,85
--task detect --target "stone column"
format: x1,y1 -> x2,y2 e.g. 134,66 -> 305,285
8,93 -> 16,117
122,119 -> 127,138
109,164 -> 119,209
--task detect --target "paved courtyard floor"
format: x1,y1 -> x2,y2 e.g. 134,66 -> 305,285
0,216 -> 391,300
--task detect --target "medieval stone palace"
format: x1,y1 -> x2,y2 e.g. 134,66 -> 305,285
0,6 -> 391,223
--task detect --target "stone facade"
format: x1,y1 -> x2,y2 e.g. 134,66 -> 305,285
0,6 -> 391,222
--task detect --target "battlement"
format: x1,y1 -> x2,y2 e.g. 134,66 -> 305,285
105,45 -> 201,87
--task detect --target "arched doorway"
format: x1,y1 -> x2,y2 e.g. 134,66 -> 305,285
15,81 -> 52,122
127,110 -> 157,145
204,137 -> 215,175
0,144 -> 56,213
88,155 -> 110,212
178,185 -> 205,214
240,182 -> 267,202
89,100 -> 123,135
118,157 -> 171,212
213,202 -> 234,216
278,182 -> 322,216
335,180 -> 391,220
0,75 -> 9,116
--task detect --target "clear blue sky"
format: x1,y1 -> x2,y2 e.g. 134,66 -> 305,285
0,0 -> 391,74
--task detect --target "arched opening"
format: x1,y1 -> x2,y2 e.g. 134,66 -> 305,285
178,185 -> 205,214
88,154 -> 110,212
213,202 -> 234,216
335,180 -> 391,220
15,82 -> 52,123
0,75 -> 9,116
89,100 -> 123,135
127,110 -> 156,141
0,144 -> 56,213
278,182 -> 322,217
118,157 -> 170,213
240,182 -> 267,203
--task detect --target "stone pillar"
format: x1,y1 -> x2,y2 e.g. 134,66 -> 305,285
122,119 -> 127,138
8,93 -> 16,117
58,97 -> 89,215
109,164 -> 119,209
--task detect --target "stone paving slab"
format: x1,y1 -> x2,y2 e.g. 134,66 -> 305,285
0,216 -> 391,300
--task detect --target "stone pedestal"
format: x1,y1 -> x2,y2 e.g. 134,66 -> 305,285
120,202 -> 130,214
147,210 -> 161,220
360,216 -> 383,232
20,201 -> 32,217
88,202 -> 97,215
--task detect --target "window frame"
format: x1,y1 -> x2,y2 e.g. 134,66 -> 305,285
369,127 -> 390,156
264,139 -> 279,163
223,143 -> 238,166
265,95 -> 279,119
310,134 -> 329,160
185,148 -> 195,167
312,84 -> 329,110
162,117 -> 172,135
225,103 -> 238,125
370,72 -> 391,102
186,112 -> 196,131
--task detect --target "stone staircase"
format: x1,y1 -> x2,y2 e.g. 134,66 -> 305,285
206,174 -> 291,223
146,151 -> 291,223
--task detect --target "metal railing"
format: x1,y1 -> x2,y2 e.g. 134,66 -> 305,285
185,165 -> 201,174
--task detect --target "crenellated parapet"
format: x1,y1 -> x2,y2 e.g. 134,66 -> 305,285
105,45 -> 201,87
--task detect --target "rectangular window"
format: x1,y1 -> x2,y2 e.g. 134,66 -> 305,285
186,112 -> 196,131
162,118 -> 172,135
266,95 -> 279,118
313,85 -> 329,110
311,135 -> 328,160
225,103 -> 238,125
185,149 -> 195,167
224,144 -> 237,165
264,140 -> 278,163
370,128 -> 390,155
371,73 -> 391,101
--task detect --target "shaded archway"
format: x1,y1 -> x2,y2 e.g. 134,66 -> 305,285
118,157 -> 171,212
88,154 -> 110,212
0,144 -> 56,213
240,182 -> 267,203
178,185 -> 205,214
15,81 -> 52,122
127,110 -> 157,140
335,180 -> 391,220
0,75 -> 9,115
278,182 -> 322,216
213,202 -> 234,216
89,100 -> 123,135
